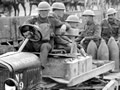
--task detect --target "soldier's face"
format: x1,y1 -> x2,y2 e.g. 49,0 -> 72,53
38,10 -> 49,18
83,15 -> 93,22
68,22 -> 79,28
54,9 -> 64,17
23,31 -> 31,38
108,13 -> 116,19
83,16 -> 89,22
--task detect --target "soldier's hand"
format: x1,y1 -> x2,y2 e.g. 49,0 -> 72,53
23,31 -> 33,38
69,40 -> 73,43
50,32 -> 55,37
60,24 -> 66,33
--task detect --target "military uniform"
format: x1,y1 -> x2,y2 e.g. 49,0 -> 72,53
101,18 -> 120,42
21,15 -> 52,67
76,21 -> 101,51
48,12 -> 72,52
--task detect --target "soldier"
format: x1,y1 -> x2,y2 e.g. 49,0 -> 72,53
101,8 -> 120,43
76,10 -> 101,51
65,15 -> 80,30
20,1 -> 52,69
49,2 -> 72,53
64,15 -> 86,55
64,15 -> 80,40
51,2 -> 69,22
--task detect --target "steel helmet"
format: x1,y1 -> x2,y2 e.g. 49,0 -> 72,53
52,2 -> 65,10
82,10 -> 95,16
37,1 -> 50,11
107,8 -> 117,16
66,15 -> 80,23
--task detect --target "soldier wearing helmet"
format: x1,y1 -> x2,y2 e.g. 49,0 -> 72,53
51,2 -> 67,21
63,15 -> 86,54
20,1 -> 52,69
65,15 -> 80,40
48,2 -> 73,53
65,15 -> 80,29
101,8 -> 120,42
76,10 -> 101,51
54,15 -> 80,53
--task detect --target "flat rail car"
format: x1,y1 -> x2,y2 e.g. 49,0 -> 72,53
0,51 -> 117,90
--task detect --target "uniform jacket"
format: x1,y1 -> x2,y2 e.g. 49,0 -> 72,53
23,15 -> 52,41
48,12 -> 69,34
48,12 -> 71,45
101,18 -> 120,41
76,21 -> 101,41
22,15 -> 53,51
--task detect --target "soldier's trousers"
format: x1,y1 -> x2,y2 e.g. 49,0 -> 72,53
22,41 -> 52,67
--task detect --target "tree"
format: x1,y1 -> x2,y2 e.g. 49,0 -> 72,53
105,0 -> 120,8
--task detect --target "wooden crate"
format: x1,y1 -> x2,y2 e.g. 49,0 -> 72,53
65,59 -> 79,80
78,56 -> 92,75
78,58 -> 87,74
43,56 -> 92,80
43,57 -> 79,80
86,56 -> 92,71
43,57 -> 69,78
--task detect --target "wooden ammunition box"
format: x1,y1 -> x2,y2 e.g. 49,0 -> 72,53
78,56 -> 92,75
65,59 -> 79,80
43,56 -> 92,80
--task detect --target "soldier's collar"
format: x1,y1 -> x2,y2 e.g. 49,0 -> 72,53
86,21 -> 95,25
38,15 -> 48,23
108,18 -> 118,24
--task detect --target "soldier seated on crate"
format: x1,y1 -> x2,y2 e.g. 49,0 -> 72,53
48,2 -> 74,53
60,14 -> 86,55
19,1 -> 53,70
75,10 -> 101,51
101,8 -> 120,43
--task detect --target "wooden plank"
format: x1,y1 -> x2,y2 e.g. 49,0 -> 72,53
48,53 -> 80,58
64,86 -> 104,90
43,76 -> 69,84
68,61 -> 115,86
102,80 -> 118,90
104,72 -> 120,80
40,83 -> 57,89
104,72 -> 120,85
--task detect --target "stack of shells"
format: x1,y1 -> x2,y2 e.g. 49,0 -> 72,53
87,37 -> 120,71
